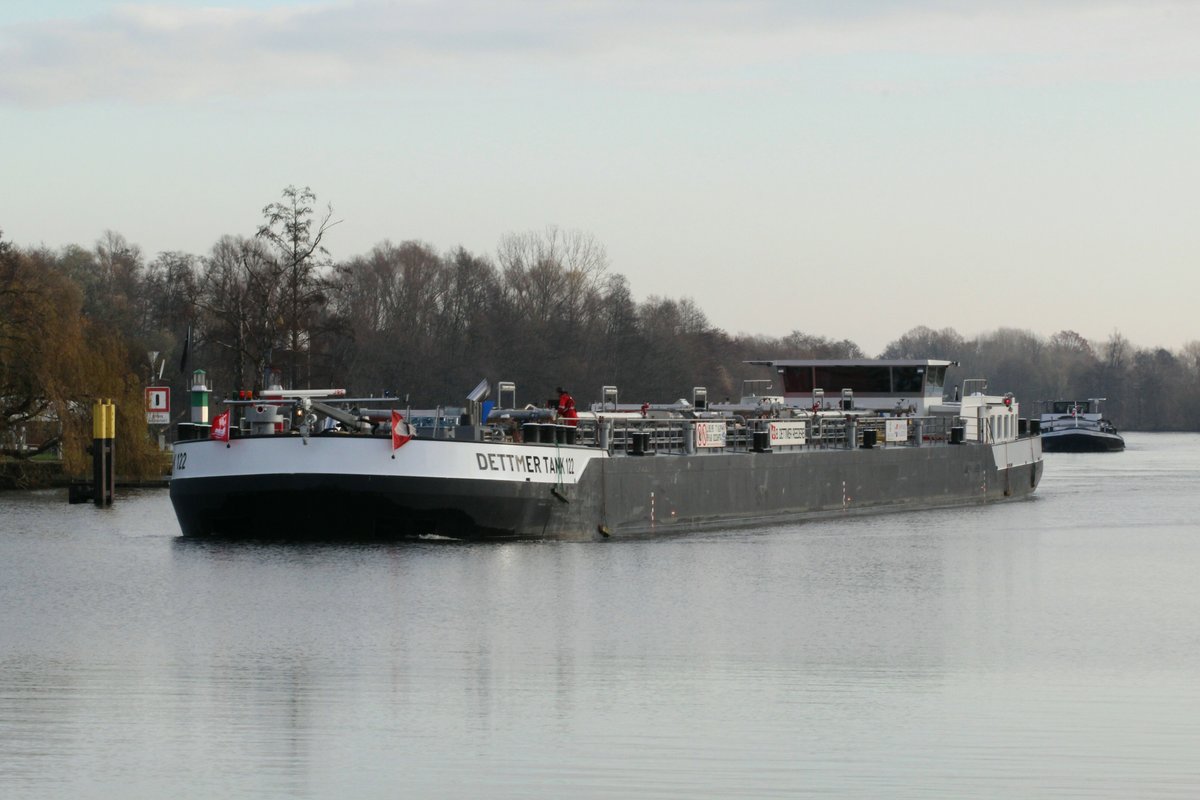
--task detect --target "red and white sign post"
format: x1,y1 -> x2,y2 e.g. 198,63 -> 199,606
145,387 -> 170,425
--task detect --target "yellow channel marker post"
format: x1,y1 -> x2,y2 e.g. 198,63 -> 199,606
91,399 -> 116,506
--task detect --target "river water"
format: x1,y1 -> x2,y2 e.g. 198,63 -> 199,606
2,433 -> 1198,799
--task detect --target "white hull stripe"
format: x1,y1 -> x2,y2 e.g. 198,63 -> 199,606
173,438 -> 607,485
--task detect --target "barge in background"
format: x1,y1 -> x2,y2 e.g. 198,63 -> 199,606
168,359 -> 1043,540
1038,399 -> 1125,452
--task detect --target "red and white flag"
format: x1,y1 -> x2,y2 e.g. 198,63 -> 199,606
391,409 -> 413,451
210,410 -> 231,442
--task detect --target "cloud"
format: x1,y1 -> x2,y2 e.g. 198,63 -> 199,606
2,0 -> 1198,106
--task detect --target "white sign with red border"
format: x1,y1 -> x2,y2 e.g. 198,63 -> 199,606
695,421 -> 727,449
146,387 -> 170,425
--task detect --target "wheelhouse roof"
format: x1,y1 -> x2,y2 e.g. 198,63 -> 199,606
747,359 -> 956,368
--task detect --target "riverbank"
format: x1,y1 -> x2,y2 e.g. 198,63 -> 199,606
0,459 -> 63,490
0,460 -> 169,490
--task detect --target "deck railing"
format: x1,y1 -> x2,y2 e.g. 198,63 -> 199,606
519,412 -> 991,455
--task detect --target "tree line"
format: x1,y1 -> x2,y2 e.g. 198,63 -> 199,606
4,186 -> 1198,475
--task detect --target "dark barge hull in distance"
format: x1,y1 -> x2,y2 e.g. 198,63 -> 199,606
1038,399 -> 1124,453
169,438 -> 1043,541
1040,430 -> 1124,453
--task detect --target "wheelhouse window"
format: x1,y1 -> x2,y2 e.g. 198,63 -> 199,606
1051,401 -> 1086,415
781,364 -> 946,395
780,367 -> 814,393
892,367 -> 924,394
813,365 -> 891,393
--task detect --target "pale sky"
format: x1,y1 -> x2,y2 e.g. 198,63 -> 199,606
3,1 -> 1198,355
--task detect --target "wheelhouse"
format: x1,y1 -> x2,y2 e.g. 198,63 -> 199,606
1045,399 -> 1100,417
748,359 -> 955,415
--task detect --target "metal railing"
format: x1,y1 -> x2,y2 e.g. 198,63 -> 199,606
511,413 -> 982,455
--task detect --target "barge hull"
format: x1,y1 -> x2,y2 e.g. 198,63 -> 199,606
170,438 -> 1041,541
1040,430 -> 1124,453
589,443 -> 1041,538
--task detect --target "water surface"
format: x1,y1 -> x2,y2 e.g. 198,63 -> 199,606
2,433 -> 1198,798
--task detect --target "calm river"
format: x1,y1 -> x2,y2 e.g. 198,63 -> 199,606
2,433 -> 1199,799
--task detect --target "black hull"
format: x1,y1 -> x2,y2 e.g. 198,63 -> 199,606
170,444 -> 1043,541
1041,430 -> 1124,453
170,473 -> 559,540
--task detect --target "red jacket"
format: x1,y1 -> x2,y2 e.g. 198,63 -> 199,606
557,392 -> 578,425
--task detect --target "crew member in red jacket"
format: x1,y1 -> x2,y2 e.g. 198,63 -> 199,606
556,387 -> 578,427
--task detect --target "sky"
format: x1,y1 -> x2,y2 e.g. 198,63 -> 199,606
3,1 -> 1198,356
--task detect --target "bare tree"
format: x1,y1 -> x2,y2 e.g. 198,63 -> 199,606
1042,330 -> 1096,399
496,226 -> 609,328
880,326 -> 965,360
194,236 -> 283,391
257,185 -> 339,387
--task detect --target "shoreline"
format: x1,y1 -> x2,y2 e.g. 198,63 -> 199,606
0,461 -> 170,491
